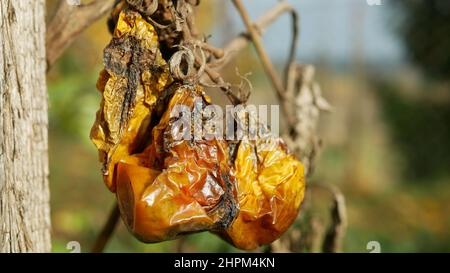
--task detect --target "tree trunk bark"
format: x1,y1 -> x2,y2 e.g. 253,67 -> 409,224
0,0 -> 50,252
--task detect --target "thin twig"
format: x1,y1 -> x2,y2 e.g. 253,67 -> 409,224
218,1 -> 296,70
46,0 -> 116,69
322,187 -> 347,253
310,184 -> 347,253
175,237 -> 186,253
198,2 -> 297,100
231,0 -> 296,127
232,0 -> 285,100
91,202 -> 120,253
284,8 -> 300,95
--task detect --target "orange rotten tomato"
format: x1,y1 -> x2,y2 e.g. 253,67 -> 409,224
91,8 -> 238,242
91,5 -> 305,250
115,84 -> 238,242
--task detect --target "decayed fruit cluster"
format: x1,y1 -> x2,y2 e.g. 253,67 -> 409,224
91,7 -> 305,250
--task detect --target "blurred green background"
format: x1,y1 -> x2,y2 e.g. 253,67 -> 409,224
46,0 -> 450,253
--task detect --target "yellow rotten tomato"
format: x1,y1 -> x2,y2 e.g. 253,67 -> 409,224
90,9 -> 171,192
115,85 -> 238,242
220,117 -> 306,250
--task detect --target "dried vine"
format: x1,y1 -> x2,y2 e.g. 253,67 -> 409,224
46,0 -> 116,69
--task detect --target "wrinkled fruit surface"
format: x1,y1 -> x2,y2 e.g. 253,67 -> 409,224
90,9 -> 171,192
91,7 -> 305,249
223,130 -> 305,250
115,85 -> 238,242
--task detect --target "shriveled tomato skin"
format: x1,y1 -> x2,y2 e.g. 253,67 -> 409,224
91,8 -> 304,248
222,133 -> 305,250
90,10 -> 171,192
91,9 -> 239,243
115,86 -> 238,242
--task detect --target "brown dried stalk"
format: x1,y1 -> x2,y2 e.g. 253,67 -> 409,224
217,1 -> 299,71
231,0 -> 285,100
231,0 -> 297,127
91,203 -> 120,253
284,65 -> 331,177
229,1 -> 330,177
322,185 -> 347,253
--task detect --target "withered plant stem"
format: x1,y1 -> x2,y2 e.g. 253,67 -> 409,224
46,0 -> 116,70
231,0 -> 296,127
91,203 -> 120,253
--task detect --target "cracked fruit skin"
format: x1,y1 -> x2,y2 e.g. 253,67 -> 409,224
115,85 -> 238,242
223,134 -> 305,250
90,9 -> 171,192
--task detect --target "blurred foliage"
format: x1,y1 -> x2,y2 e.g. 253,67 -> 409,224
395,0 -> 450,80
376,80 -> 450,180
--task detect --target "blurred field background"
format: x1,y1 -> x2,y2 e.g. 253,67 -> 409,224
46,0 -> 450,252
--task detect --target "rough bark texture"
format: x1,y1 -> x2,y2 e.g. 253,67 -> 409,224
0,0 -> 50,252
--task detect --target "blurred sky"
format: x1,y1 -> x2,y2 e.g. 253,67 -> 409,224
212,0 -> 404,66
